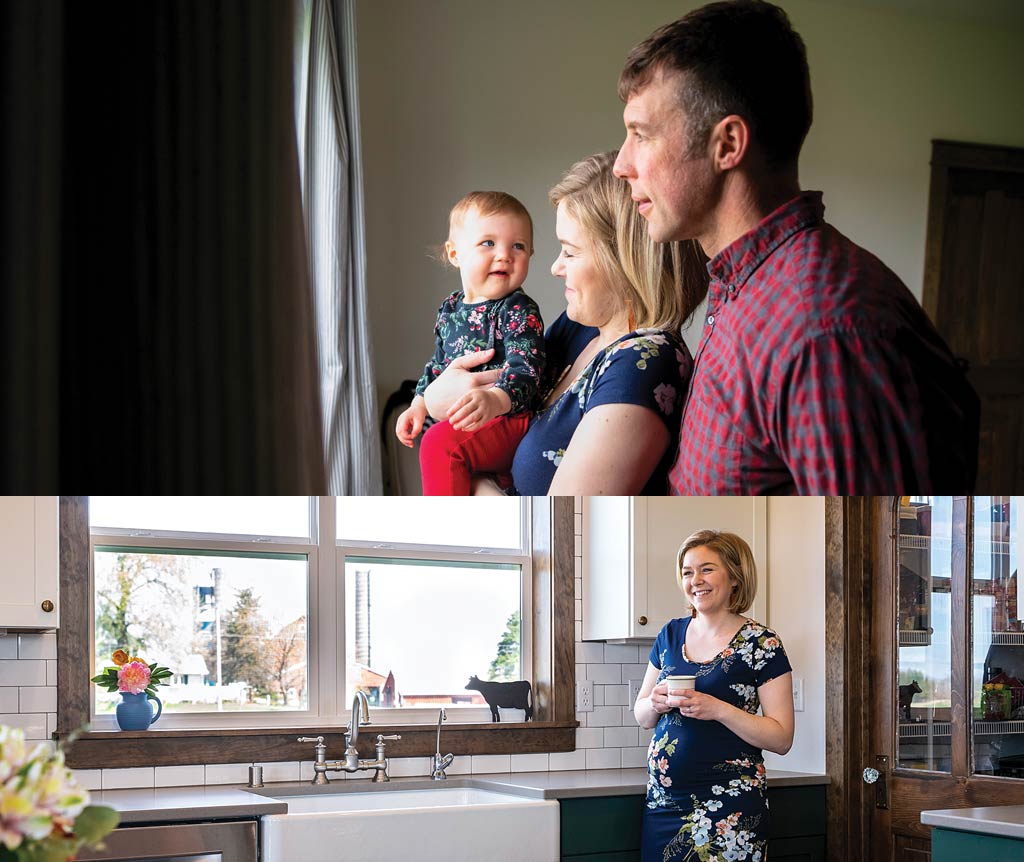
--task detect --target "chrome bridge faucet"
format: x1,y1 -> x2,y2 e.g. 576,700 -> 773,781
298,691 -> 401,784
431,707 -> 455,780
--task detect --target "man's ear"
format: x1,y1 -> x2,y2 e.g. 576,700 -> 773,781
710,114 -> 750,172
444,240 -> 460,267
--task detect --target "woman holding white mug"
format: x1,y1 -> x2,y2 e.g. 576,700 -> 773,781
635,530 -> 795,862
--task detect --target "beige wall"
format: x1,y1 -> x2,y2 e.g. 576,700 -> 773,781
763,496 -> 826,774
356,0 -> 1024,405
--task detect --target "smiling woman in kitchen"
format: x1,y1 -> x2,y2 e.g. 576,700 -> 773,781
635,529 -> 795,862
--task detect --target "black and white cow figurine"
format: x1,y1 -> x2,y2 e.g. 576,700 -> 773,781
465,675 -> 533,722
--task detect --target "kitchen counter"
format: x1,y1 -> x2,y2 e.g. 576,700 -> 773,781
90,785 -> 287,823
922,805 -> 1024,840
93,767 -> 827,823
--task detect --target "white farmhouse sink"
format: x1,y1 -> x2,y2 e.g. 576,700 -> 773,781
260,786 -> 559,862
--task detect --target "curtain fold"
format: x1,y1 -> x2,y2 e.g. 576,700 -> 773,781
53,0 -> 326,490
296,0 -> 383,494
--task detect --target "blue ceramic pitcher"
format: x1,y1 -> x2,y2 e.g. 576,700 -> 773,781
116,692 -> 163,730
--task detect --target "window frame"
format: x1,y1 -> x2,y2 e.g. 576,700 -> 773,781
57,496 -> 577,769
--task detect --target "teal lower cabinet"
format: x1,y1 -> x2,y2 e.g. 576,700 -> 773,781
931,827 -> 1024,862
559,785 -> 825,861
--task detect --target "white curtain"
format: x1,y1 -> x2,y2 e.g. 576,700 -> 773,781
296,0 -> 382,494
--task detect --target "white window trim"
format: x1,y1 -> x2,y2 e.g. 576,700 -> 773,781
87,496 -> 533,731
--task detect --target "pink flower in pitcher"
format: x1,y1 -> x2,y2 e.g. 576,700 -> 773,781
117,661 -> 151,694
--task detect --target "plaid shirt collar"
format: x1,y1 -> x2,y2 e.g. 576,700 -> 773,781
706,191 -> 825,303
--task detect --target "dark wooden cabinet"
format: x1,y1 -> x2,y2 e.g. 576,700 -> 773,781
558,784 -> 826,861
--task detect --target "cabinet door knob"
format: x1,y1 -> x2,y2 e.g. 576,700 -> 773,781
41,600 -> 54,613
638,616 -> 648,626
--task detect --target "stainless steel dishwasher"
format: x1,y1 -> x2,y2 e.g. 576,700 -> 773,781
75,819 -> 258,862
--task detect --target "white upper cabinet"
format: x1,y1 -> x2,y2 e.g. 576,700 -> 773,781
0,496 -> 59,630
581,497 -> 767,642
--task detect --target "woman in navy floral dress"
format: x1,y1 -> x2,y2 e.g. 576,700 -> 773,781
422,150 -> 708,495
636,530 -> 795,862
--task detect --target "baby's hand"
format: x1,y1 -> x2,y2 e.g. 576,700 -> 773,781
395,398 -> 429,448
447,387 -> 512,431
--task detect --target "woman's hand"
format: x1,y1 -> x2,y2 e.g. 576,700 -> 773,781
672,689 -> 725,722
422,349 -> 503,418
448,387 -> 512,431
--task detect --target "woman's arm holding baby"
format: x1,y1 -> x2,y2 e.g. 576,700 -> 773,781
422,349 -> 503,418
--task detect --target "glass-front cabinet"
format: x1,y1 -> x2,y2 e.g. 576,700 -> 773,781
972,496 -> 1023,777
895,496 -> 1022,777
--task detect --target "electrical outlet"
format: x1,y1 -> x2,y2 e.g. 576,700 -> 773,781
577,679 -> 594,712
792,677 -> 804,712
628,679 -> 643,707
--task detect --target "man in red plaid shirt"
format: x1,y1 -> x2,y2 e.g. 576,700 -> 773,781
613,0 -> 979,494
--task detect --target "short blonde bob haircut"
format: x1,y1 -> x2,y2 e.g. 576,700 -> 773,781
548,150 -> 707,333
675,529 -> 757,617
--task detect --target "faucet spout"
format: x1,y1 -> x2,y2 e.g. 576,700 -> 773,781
431,708 -> 454,780
435,707 -> 446,756
350,690 -> 370,746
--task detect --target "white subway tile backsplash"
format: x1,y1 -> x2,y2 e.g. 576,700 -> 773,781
71,769 -> 102,791
46,712 -> 56,738
623,663 -> 649,680
587,706 -> 625,728
586,664 -> 621,685
46,660 -> 57,686
102,767 -> 155,789
470,754 -> 511,773
260,761 -> 300,783
575,642 -> 604,664
0,637 -> 18,660
576,727 -> 604,748
440,756 -> 472,776
0,688 -> 18,712
604,726 -> 640,748
510,753 -> 549,772
585,748 -> 621,770
549,749 -> 586,771
0,712 -> 47,738
603,644 -> 639,664
603,685 -> 629,706
204,763 -> 250,785
155,765 -> 206,787
388,757 -> 432,778
575,598 -> 582,622
18,633 -> 57,660
621,746 -> 649,768
18,686 -> 56,712
0,659 -> 47,686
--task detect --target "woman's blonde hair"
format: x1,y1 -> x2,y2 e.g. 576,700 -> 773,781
675,529 -> 757,616
547,151 -> 707,332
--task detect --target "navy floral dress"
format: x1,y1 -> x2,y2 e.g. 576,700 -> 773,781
643,617 -> 792,862
510,312 -> 692,494
413,287 -> 546,414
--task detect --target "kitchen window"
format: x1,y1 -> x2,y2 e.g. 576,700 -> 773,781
57,497 -> 576,768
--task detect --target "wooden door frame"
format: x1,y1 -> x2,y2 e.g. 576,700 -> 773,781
828,496 -> 1024,862
825,497 -> 873,862
922,139 -> 1024,322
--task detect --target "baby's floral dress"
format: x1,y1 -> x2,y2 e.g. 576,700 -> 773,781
414,287 -> 546,415
509,312 -> 692,494
642,617 -> 792,862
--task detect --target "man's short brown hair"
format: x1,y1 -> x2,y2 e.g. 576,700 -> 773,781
619,0 -> 812,170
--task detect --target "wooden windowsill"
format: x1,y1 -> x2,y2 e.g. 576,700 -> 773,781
62,721 -> 579,769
